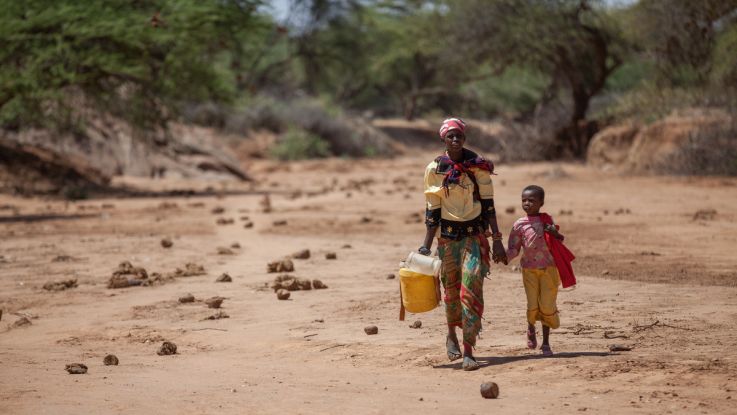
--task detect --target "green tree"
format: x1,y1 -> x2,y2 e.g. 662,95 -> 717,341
0,0 -> 269,131
448,0 -> 626,157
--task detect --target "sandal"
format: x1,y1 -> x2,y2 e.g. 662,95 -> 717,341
446,336 -> 462,362
462,356 -> 480,371
540,344 -> 553,356
526,328 -> 537,349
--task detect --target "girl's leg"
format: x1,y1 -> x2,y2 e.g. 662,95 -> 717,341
522,268 -> 541,348
527,322 -> 537,349
542,325 -> 550,346
538,267 -> 561,330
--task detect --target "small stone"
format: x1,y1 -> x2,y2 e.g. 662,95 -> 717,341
341,244 -> 352,249
12,317 -> 32,328
217,247 -> 235,255
360,216 -> 371,224
216,218 -> 235,225
273,220 -> 287,226
211,207 -> 225,214
161,238 -> 173,248
267,259 -> 294,273
480,382 -> 499,399
204,311 -> 229,320
243,221 -> 254,228
230,242 -> 241,249
364,325 -> 378,335
157,341 -> 177,356
178,293 -> 195,303
215,273 -> 233,283
43,279 -> 78,291
409,320 -> 422,329
312,279 -> 328,289
601,270 -> 610,276
292,249 -> 311,259
505,206 -> 515,214
103,354 -> 119,366
276,289 -> 291,300
386,274 -> 395,280
325,252 -> 337,260
608,344 -> 632,352
205,297 -> 225,309
65,363 -> 88,374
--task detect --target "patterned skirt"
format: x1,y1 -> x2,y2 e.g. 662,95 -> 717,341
437,233 -> 490,348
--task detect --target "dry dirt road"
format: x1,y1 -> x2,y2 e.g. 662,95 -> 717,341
1,154 -> 736,414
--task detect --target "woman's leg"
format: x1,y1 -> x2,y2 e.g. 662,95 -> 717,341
438,239 -> 463,360
459,236 -> 490,357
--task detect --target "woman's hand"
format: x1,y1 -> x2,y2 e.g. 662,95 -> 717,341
491,240 -> 508,264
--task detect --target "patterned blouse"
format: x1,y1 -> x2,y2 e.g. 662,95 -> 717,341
506,215 -> 555,269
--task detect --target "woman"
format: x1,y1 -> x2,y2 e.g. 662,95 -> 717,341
420,117 -> 507,371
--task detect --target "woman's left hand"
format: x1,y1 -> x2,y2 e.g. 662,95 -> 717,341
491,240 -> 508,265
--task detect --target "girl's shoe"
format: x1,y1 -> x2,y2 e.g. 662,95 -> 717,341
462,356 -> 480,371
446,336 -> 462,362
540,344 -> 553,356
526,328 -> 537,349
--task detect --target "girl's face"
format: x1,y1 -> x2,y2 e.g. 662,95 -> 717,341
443,130 -> 465,152
521,190 -> 544,215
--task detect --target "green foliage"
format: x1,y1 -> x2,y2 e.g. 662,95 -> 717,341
462,66 -> 549,116
711,23 -> 737,88
270,126 -> 331,160
604,61 -> 655,92
0,0 -> 268,130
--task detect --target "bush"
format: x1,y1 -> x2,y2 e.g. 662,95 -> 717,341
270,126 -> 330,160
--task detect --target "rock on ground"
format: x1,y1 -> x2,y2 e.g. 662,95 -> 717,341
178,293 -> 195,303
12,317 -> 32,328
43,279 -> 78,291
267,259 -> 294,273
173,263 -> 206,277
271,275 -> 312,291
205,297 -> 225,309
292,249 -> 310,259
480,382 -> 499,399
215,273 -> 233,283
65,363 -> 88,375
103,354 -> 119,366
157,341 -> 177,356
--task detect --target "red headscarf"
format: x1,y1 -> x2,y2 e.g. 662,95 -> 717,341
438,117 -> 466,139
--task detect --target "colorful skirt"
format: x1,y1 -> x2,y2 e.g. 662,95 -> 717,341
437,233 -> 490,348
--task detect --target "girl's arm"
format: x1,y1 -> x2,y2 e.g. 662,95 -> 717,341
506,224 -> 523,261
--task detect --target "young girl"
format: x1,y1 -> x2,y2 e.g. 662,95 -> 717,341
506,185 -> 574,356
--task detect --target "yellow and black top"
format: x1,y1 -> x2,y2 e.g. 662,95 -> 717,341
424,148 -> 495,240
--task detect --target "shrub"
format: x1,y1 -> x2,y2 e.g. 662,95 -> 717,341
270,126 -> 330,160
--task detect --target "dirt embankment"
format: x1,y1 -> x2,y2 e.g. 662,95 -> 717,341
588,108 -> 737,175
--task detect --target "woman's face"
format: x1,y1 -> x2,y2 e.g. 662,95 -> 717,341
443,130 -> 465,152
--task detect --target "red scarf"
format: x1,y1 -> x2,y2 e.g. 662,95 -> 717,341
540,213 -> 576,289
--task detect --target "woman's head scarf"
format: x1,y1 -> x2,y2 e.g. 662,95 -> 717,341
438,118 -> 466,139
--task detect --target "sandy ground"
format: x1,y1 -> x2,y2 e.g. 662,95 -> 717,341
1,154 -> 736,414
